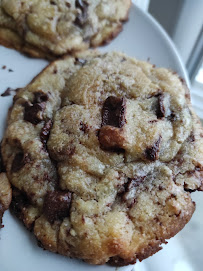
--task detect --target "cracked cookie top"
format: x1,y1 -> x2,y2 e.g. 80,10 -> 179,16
1,51 -> 203,265
0,0 -> 131,58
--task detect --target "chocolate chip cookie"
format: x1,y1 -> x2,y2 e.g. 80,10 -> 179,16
0,149 -> 12,228
1,51 -> 203,265
0,0 -> 131,59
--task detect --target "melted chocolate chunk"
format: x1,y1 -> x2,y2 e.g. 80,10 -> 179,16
43,191 -> 72,223
11,152 -> 31,173
24,92 -> 48,124
156,94 -> 165,119
75,0 -> 89,27
24,101 -> 46,125
102,96 -> 126,128
40,120 -> 53,147
145,137 -> 161,161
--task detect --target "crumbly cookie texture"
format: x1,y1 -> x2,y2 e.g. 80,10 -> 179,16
0,0 -> 131,59
1,51 -> 203,265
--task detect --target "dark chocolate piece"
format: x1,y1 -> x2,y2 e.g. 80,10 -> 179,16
145,137 -> 161,161
24,102 -> 46,125
102,96 -> 126,128
156,94 -> 165,119
11,152 -> 31,173
121,176 -> 145,207
24,92 -> 48,124
75,0 -> 89,27
10,189 -> 29,221
43,191 -> 72,223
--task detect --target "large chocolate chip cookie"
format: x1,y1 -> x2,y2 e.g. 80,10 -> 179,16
0,0 -> 131,59
1,51 -> 203,265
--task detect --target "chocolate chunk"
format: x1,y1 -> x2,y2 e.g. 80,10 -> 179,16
24,101 -> 46,125
156,94 -> 165,119
40,120 -> 53,147
11,152 -> 31,173
75,58 -> 87,66
102,96 -> 126,128
10,189 -> 29,221
145,137 -> 161,161
43,191 -> 72,223
99,97 -> 126,150
121,176 -> 145,207
79,121 -> 89,133
75,0 -> 89,27
24,92 -> 48,124
1,87 -> 16,97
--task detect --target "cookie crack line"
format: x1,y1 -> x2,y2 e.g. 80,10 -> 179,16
1,51 -> 203,266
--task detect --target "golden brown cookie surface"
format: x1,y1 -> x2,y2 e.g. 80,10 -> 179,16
1,51 -> 203,265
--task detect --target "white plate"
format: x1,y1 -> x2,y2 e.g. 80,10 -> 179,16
0,3 -> 195,271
